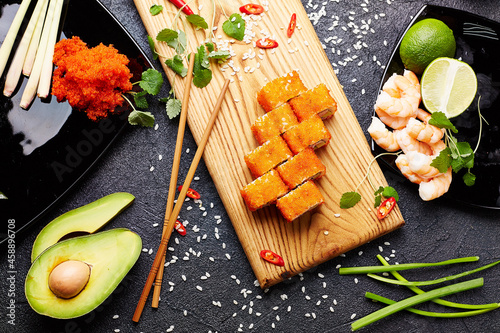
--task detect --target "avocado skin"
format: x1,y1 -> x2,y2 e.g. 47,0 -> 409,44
31,192 -> 135,262
25,228 -> 142,319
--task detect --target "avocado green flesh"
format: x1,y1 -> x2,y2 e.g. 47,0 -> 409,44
31,192 -> 135,262
25,228 -> 142,319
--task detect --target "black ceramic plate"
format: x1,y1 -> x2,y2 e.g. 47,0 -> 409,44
0,0 -> 153,243
373,5 -> 500,209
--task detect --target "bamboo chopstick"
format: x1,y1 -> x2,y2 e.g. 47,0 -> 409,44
151,53 -> 195,308
132,78 -> 230,322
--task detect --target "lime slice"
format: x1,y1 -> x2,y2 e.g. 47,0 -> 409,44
421,57 -> 477,118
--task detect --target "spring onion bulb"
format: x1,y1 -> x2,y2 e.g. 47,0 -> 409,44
23,0 -> 50,76
20,0 -> 58,108
4,0 -> 49,97
38,0 -> 63,98
0,0 -> 32,77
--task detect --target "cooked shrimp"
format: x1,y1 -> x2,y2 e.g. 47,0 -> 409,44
375,73 -> 420,118
367,117 -> 400,152
375,107 -> 414,130
404,69 -> 420,92
418,167 -> 452,201
406,151 -> 442,178
395,154 -> 430,184
395,128 -> 433,155
405,109 -> 445,144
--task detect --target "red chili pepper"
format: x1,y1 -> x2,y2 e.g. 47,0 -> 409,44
377,197 -> 396,219
260,250 -> 285,266
287,13 -> 297,38
174,220 -> 187,236
168,0 -> 194,15
256,38 -> 279,49
239,4 -> 264,15
177,185 -> 201,200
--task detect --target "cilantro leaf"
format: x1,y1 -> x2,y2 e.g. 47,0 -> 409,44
340,192 -> 361,209
222,13 -> 245,41
205,42 -> 215,52
166,98 -> 182,119
463,172 -> 476,186
374,195 -> 382,209
165,55 -> 188,77
128,110 -> 155,127
139,69 -> 163,95
156,28 -> 178,44
430,147 -> 452,173
133,90 -> 149,109
193,68 -> 212,88
149,4 -> 163,15
186,14 -> 208,29
428,112 -> 458,133
208,50 -> 231,63
147,35 -> 158,60
192,46 -> 213,88
374,186 -> 384,196
168,30 -> 187,55
382,186 -> 399,202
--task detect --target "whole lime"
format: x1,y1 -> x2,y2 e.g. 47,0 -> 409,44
399,18 -> 456,75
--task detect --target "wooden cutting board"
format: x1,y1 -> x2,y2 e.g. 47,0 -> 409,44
133,0 -> 405,288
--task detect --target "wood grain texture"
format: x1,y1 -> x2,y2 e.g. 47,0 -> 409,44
133,0 -> 405,288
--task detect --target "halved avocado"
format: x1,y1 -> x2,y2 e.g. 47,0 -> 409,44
25,228 -> 142,319
31,192 -> 135,262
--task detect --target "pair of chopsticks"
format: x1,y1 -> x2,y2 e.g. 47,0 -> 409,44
132,52 -> 230,322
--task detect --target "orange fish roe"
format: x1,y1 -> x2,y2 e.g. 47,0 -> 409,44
52,36 -> 133,121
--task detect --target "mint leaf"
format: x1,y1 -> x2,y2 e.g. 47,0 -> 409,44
340,192 -> 361,209
186,14 -> 208,29
166,55 -> 187,77
430,147 -> 452,173
463,172 -> 476,186
150,4 -> 163,15
147,35 -> 158,60
166,98 -> 182,119
133,90 -> 149,109
139,69 -> 163,95
128,110 -> 155,127
208,50 -> 231,63
382,186 -> 399,202
156,28 -> 178,43
428,112 -> 458,133
222,13 -> 245,41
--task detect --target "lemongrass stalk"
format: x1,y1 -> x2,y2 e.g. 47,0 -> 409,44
376,255 -> 499,310
23,0 -> 50,76
37,0 -> 64,98
351,278 -> 484,331
0,0 -> 32,77
4,0 -> 49,96
365,292 -> 498,318
20,0 -> 57,108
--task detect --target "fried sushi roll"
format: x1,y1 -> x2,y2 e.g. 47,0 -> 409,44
241,170 -> 289,211
267,103 -> 299,134
289,83 -> 337,122
257,71 -> 307,112
276,180 -> 324,221
251,103 -> 299,144
282,115 -> 332,154
276,148 -> 326,190
244,136 -> 293,178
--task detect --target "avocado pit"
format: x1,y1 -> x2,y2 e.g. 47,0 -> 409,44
48,260 -> 91,299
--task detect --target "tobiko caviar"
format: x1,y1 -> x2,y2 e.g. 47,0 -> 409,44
51,36 -> 133,121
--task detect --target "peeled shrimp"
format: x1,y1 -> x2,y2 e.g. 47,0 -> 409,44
394,128 -> 433,155
395,154 -> 430,184
375,107 -> 414,130
419,167 -> 452,201
367,117 -> 400,152
406,140 -> 447,178
375,73 -> 420,118
405,110 -> 445,144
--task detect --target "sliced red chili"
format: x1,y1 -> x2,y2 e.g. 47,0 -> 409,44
287,13 -> 297,38
256,38 -> 279,49
377,197 -> 396,219
174,220 -> 187,236
177,185 -> 201,200
260,250 -> 285,266
239,4 -> 264,15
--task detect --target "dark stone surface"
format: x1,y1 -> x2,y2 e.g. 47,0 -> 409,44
1,1 -> 500,332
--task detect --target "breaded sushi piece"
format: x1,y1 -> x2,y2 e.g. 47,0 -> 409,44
251,104 -> 299,144
257,71 -> 307,112
241,170 -> 289,211
244,136 -> 293,178
251,113 -> 281,145
276,180 -> 324,221
282,115 -> 332,154
289,83 -> 337,122
276,148 -> 326,189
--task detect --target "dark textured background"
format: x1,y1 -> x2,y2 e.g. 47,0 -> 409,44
2,0 -> 500,332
